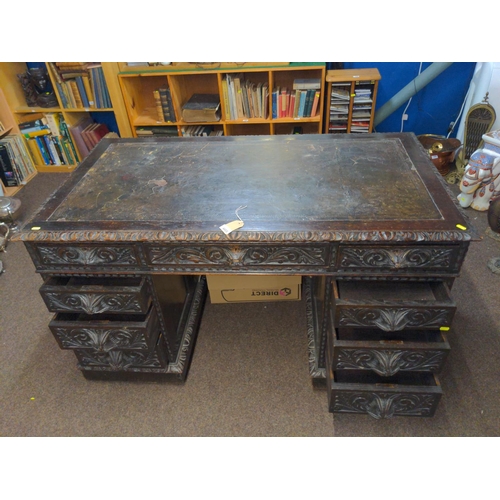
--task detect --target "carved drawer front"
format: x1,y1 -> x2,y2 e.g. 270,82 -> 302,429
326,369 -> 442,419
31,244 -> 140,270
40,276 -> 150,315
75,334 -> 169,372
337,244 -> 463,275
329,326 -> 450,377
48,306 -> 160,352
332,280 -> 456,331
144,243 -> 330,271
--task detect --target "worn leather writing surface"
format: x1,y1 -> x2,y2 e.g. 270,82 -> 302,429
48,135 -> 442,224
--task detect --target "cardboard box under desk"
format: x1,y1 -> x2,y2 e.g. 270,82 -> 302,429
206,275 -> 302,304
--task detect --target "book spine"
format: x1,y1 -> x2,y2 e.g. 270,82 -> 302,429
222,78 -> 231,120
59,120 -> 79,163
165,87 -> 176,121
75,77 -> 90,108
43,136 -> 61,165
35,136 -> 52,165
311,91 -> 320,117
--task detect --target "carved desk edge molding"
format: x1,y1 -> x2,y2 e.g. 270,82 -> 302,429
13,229 -> 474,243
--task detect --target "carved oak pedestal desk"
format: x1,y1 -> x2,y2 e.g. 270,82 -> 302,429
16,133 -> 473,419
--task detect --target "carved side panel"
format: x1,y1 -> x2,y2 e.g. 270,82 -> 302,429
335,349 -> 447,376
331,391 -> 440,418
337,307 -> 453,331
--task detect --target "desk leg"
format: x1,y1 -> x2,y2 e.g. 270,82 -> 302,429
304,275 -> 333,379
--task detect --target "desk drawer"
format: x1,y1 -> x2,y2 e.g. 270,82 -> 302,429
31,244 -> 140,270
144,243 -> 330,271
48,307 -> 160,352
332,280 -> 456,331
75,334 -> 169,371
327,369 -> 442,418
337,244 -> 463,275
40,276 -> 150,314
329,327 -> 450,376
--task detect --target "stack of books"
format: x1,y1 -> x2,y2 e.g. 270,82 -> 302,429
135,126 -> 179,137
20,113 -> 78,167
0,135 -> 36,187
350,83 -> 374,133
68,116 -> 110,159
153,86 -> 177,122
181,125 -> 223,137
222,75 -> 269,120
49,62 -> 112,109
329,83 -> 351,132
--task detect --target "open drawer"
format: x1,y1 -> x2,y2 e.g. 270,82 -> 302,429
48,306 -> 160,352
329,326 -> 450,376
332,280 -> 456,331
40,276 -> 151,315
327,369 -> 442,419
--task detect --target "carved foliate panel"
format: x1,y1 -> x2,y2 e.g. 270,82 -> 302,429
331,391 -> 440,419
145,244 -> 330,269
337,307 -> 453,331
338,246 -> 460,273
43,292 -> 144,314
35,245 -> 138,267
52,326 -> 150,351
335,349 -> 447,376
75,347 -> 167,370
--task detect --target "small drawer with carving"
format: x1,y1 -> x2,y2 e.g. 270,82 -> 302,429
48,306 -> 160,352
144,243 -> 331,271
75,334 -> 169,372
40,276 -> 150,315
327,368 -> 442,419
30,243 -> 141,270
337,244 -> 463,275
332,280 -> 456,331
329,326 -> 450,376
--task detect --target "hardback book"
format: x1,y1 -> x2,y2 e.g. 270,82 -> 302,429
69,116 -> 93,159
181,94 -> 221,123
293,78 -> 321,90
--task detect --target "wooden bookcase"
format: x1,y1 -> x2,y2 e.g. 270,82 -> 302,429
325,68 -> 381,134
0,62 -> 132,175
118,63 -> 326,137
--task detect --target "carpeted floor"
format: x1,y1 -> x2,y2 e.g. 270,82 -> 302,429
1,172 -> 499,437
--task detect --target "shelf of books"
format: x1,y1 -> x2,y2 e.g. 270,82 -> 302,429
325,68 -> 381,134
0,87 -> 37,195
118,63 -> 326,138
0,62 -> 132,176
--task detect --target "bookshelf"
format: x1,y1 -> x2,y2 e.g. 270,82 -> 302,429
324,68 -> 381,134
0,62 -> 132,174
118,63 -> 326,137
0,87 -> 37,196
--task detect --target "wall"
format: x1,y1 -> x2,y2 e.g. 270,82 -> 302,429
340,62 -> 476,138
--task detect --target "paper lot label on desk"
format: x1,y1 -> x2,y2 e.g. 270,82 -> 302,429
47,136 -> 443,225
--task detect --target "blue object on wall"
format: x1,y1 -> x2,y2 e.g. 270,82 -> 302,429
340,62 -> 476,137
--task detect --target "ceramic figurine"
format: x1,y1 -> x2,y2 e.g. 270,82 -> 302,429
458,130 -> 500,211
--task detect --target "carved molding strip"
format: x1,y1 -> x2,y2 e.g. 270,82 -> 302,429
338,308 -> 451,331
16,229 -> 472,243
332,392 -> 438,419
45,292 -> 143,314
339,247 -> 456,269
53,327 -> 150,351
304,277 -> 326,379
336,349 -> 446,376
